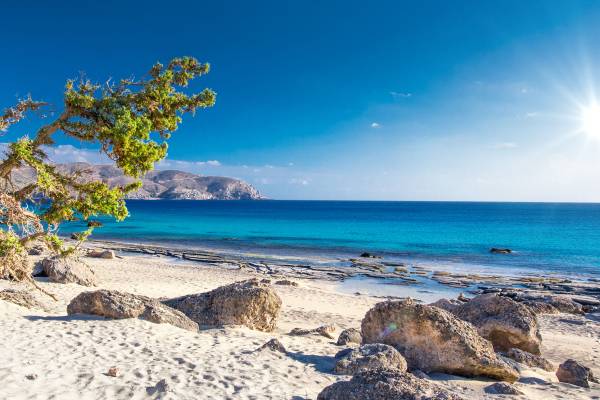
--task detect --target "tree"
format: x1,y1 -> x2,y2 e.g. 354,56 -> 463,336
0,57 -> 216,295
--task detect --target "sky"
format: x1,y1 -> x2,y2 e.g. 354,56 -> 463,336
3,0 -> 600,201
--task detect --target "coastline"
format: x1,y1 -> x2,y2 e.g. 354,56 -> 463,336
89,238 -> 600,304
0,241 -> 599,398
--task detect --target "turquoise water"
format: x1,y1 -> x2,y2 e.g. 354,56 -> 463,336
63,200 -> 600,278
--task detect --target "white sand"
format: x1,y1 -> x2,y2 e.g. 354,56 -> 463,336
1,252 -> 599,399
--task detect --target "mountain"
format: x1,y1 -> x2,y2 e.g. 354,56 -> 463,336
11,162 -> 264,200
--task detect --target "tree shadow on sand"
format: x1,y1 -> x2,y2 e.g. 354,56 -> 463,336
24,314 -> 106,322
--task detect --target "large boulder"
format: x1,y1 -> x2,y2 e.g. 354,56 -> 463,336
163,279 -> 281,332
335,344 -> 407,375
361,299 -> 518,381
432,294 -> 541,354
67,290 -> 198,332
506,348 -> 554,372
317,368 -> 464,400
42,256 -> 97,286
556,359 -> 598,388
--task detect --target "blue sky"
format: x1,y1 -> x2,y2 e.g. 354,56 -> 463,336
3,1 -> 600,201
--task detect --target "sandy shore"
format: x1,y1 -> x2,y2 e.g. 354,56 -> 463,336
1,248 -> 600,399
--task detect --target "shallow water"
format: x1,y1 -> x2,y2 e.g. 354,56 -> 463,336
63,200 -> 600,279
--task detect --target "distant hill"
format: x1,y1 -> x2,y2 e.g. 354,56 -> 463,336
11,162 -> 264,200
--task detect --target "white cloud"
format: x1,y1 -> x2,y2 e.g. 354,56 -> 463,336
525,112 -> 539,118
371,122 -> 381,128
491,142 -> 518,149
390,91 -> 412,99
43,145 -> 109,164
289,178 -> 310,185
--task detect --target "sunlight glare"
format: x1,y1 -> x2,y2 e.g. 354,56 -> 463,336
581,103 -> 600,139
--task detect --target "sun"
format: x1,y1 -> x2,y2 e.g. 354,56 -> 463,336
581,103 -> 600,139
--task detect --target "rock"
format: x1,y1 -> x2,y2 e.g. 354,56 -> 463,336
506,348 -> 554,372
67,290 -> 198,332
545,296 -> 584,315
256,338 -> 287,353
290,325 -> 336,339
31,260 -> 46,277
490,248 -> 512,254
107,367 -> 119,377
484,382 -> 524,395
521,296 -> 584,316
337,328 -> 363,346
27,246 -> 44,256
274,279 -> 299,287
316,325 -> 336,339
361,299 -> 518,381
163,279 -> 282,332
317,368 -> 464,400
429,298 -> 462,313
86,249 -> 115,259
523,301 -> 559,315
457,293 -> 469,303
42,256 -> 97,286
359,252 -> 381,258
434,294 -> 541,355
25,374 -> 38,380
556,359 -> 598,388
334,344 -> 407,375
0,289 -> 47,310
412,370 -> 430,379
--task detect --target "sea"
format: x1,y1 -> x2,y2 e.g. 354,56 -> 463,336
61,200 -> 600,284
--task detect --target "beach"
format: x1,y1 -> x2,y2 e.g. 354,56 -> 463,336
1,243 -> 600,399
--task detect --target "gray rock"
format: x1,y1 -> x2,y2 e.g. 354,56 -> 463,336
484,382 -> 524,395
86,249 -> 115,259
337,328 -> 363,346
274,279 -> 299,286
361,299 -> 518,381
517,295 -> 584,315
290,324 -> 336,339
27,246 -> 44,256
163,279 -> 281,332
42,256 -> 97,286
67,290 -> 198,332
317,368 -> 464,400
256,338 -> 287,353
432,294 -> 541,355
506,348 -> 554,372
335,344 -> 407,375
556,359 -> 598,388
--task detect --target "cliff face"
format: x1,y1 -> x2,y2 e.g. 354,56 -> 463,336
12,162 -> 264,200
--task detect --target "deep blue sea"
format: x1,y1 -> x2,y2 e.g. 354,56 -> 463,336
63,200 -> 600,279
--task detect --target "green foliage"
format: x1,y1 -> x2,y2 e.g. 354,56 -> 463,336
0,57 -> 215,291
